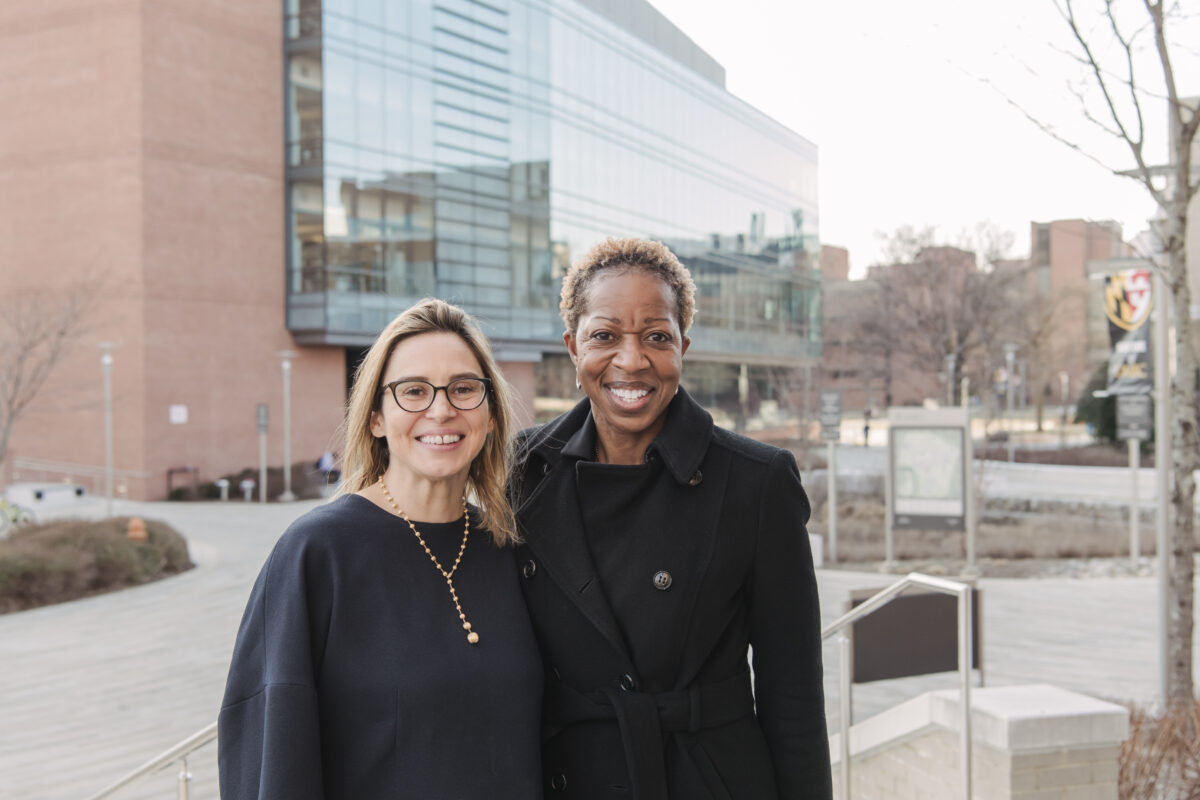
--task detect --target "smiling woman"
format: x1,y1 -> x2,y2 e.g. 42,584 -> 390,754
513,238 -> 832,799
218,299 -> 542,799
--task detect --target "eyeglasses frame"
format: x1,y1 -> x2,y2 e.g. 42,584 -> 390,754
380,377 -> 493,413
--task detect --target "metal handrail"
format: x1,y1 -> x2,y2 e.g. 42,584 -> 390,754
822,572 -> 974,800
84,721 -> 217,800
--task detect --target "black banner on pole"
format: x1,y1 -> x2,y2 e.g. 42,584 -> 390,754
1104,269 -> 1153,396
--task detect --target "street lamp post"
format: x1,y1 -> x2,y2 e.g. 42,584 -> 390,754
1058,371 -> 1070,448
278,351 -> 297,502
100,343 -> 114,517
945,353 -> 957,406
1004,344 -> 1018,462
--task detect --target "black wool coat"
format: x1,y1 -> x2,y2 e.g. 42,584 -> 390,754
512,389 -> 831,800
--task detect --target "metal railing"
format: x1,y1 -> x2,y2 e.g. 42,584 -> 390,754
822,572 -> 974,800
84,721 -> 217,800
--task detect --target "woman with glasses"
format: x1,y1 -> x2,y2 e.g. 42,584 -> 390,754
219,299 -> 542,799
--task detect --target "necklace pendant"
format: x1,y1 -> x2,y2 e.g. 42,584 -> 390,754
467,631 -> 480,644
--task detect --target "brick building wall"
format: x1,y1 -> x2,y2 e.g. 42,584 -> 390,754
0,1 -> 346,498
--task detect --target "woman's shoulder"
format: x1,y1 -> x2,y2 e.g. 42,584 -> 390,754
270,494 -> 385,560
709,425 -> 796,469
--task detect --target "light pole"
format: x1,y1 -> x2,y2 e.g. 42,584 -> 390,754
100,343 -> 114,517
1058,371 -> 1070,447
944,353 -> 957,406
1003,344 -> 1017,462
1017,359 -> 1027,410
278,351 -> 297,502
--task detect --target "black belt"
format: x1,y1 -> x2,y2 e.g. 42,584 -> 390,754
544,668 -> 755,800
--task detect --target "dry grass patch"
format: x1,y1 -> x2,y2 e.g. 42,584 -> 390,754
1121,701 -> 1200,799
807,492 -> 1143,565
0,517 -> 193,613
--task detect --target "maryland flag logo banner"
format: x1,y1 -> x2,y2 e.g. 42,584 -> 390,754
1104,269 -> 1153,395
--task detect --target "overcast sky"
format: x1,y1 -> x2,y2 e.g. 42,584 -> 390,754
646,0 -> 1198,276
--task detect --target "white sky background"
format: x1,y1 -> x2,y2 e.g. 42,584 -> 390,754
645,0 -> 1200,277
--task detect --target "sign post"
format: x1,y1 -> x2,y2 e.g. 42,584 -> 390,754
1117,394 -> 1151,566
1104,269 -> 1154,573
819,391 -> 842,564
257,403 -> 269,504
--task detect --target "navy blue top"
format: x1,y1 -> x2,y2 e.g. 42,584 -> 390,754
219,493 -> 543,799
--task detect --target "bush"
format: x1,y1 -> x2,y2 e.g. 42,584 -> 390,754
1075,364 -> 1117,442
0,517 -> 193,613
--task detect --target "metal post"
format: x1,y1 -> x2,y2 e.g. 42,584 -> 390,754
883,427 -> 894,570
1004,345 -> 1017,463
259,431 -> 268,504
945,353 -> 956,406
1059,371 -> 1070,448
100,344 -> 114,517
1129,437 -> 1140,567
278,353 -> 296,502
828,439 -> 838,564
1017,360 -> 1026,410
1153,267 -> 1170,708
176,756 -> 192,800
839,633 -> 851,800
964,408 -> 977,576
958,587 -> 973,800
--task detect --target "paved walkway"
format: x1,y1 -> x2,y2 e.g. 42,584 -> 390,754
1,498 -> 1196,799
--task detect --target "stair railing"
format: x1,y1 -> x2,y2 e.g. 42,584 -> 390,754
822,572 -> 974,800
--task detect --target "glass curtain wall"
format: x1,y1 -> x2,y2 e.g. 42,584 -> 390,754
284,0 -> 820,425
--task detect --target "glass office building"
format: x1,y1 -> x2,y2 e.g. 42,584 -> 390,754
284,0 -> 820,424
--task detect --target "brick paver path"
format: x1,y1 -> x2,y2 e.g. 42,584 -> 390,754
1,497 -> 1194,799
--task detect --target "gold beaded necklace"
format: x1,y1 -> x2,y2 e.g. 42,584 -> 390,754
377,476 -> 479,645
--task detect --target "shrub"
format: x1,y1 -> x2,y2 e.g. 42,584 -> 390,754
0,518 -> 193,613
1074,363 -> 1119,443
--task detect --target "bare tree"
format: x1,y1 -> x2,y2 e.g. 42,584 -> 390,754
858,240 -> 1024,407
1027,0 -> 1200,716
0,284 -> 101,471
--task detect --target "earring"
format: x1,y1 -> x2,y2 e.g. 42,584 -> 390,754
575,373 -> 581,389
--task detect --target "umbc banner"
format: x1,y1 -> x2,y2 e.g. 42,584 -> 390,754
1104,268 -> 1153,395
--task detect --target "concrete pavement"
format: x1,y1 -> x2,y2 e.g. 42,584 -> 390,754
1,496 -> 1194,799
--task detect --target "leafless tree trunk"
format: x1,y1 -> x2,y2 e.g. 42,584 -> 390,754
0,283 -> 101,470
1047,0 -> 1200,717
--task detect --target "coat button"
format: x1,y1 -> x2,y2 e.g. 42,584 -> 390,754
688,470 -> 703,486
652,571 -> 672,590
542,462 -> 552,475
619,673 -> 637,691
522,559 -> 537,579
550,774 -> 567,791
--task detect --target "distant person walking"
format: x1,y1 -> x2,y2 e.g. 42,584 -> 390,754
316,449 -> 336,484
218,299 -> 542,799
863,407 -> 872,447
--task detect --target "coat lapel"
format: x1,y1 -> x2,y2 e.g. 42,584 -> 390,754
516,405 -> 630,660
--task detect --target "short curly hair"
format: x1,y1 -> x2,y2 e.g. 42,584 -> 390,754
559,238 -> 697,335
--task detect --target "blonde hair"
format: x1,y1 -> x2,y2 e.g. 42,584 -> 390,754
560,237 -> 697,335
337,298 -> 518,546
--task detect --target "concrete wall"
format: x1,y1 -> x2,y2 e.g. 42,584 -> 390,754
830,684 -> 1128,800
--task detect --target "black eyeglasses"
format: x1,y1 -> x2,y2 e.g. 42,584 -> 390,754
381,378 -> 492,412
